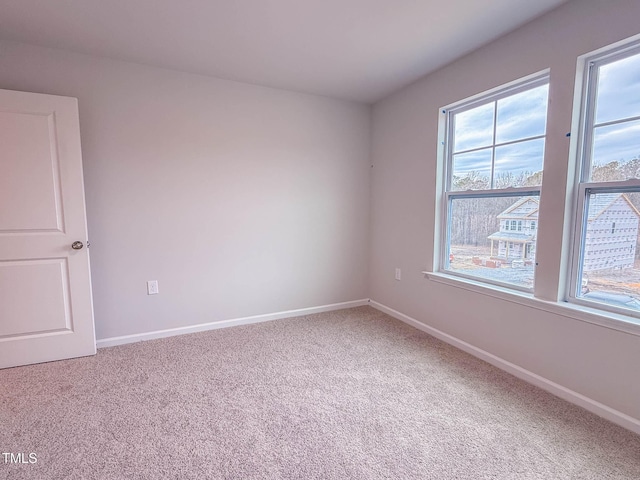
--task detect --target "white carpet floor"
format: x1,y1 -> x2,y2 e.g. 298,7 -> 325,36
1,306 -> 639,479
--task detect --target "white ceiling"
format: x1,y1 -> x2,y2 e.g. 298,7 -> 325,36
0,0 -> 568,103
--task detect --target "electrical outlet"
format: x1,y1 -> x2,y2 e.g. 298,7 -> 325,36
147,280 -> 159,295
395,268 -> 401,281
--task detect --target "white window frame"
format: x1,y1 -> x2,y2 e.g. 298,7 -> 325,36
568,39 -> 640,319
438,72 -> 549,292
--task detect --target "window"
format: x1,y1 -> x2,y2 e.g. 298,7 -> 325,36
570,41 -> 640,316
440,73 -> 549,291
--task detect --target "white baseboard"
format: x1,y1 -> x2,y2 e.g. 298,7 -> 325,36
96,299 -> 369,349
370,300 -> 640,436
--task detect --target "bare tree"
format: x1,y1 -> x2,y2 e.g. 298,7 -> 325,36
449,170 -> 541,247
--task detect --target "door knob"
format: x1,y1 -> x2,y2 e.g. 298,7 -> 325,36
71,241 -> 84,250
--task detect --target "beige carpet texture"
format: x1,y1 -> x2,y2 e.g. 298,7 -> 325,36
1,306 -> 639,479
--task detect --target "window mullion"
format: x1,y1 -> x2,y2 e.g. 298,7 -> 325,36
581,62 -> 600,182
593,114 -> 640,130
490,101 -> 498,189
569,183 -> 590,299
453,133 -> 547,157
445,111 -> 455,192
448,186 -> 541,199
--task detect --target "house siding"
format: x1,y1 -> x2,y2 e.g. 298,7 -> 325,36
583,196 -> 639,272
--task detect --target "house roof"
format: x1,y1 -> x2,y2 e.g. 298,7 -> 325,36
587,193 -> 640,221
497,197 -> 540,220
495,194 -> 640,225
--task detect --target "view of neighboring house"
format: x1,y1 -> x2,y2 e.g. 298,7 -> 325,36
488,194 -> 640,270
488,198 -> 539,262
583,193 -> 640,271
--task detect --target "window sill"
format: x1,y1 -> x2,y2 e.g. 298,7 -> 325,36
422,271 -> 640,337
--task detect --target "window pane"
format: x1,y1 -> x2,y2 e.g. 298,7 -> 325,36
447,195 -> 539,289
453,103 -> 494,152
451,149 -> 492,191
493,138 -> 545,188
595,51 -> 640,125
590,119 -> 640,180
496,84 -> 549,143
576,191 -> 640,313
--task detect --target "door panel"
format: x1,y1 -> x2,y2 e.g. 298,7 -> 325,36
0,259 -> 71,337
0,111 -> 63,231
0,89 -> 95,369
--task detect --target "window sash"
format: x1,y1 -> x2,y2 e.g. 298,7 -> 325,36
443,74 -> 549,192
440,187 -> 540,292
568,181 -> 640,308
579,43 -> 640,183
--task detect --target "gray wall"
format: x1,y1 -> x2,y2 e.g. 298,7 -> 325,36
369,0 -> 640,422
0,41 -> 371,340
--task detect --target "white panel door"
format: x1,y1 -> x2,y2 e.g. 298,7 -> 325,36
0,89 -> 95,369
